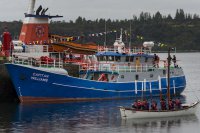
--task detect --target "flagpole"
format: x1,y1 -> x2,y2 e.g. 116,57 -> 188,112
104,20 -> 107,48
167,48 -> 171,108
129,20 -> 132,50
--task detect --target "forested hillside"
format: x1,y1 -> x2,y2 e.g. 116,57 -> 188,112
1,9 -> 200,51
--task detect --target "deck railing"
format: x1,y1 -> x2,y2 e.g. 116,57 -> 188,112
79,63 -> 155,73
12,55 -> 63,68
97,46 -> 151,54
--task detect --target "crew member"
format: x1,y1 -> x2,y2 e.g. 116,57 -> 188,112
160,98 -> 167,110
151,100 -> 157,110
168,99 -> 174,110
175,98 -> 182,109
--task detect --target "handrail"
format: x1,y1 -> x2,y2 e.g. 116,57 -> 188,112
12,55 -> 63,68
79,63 -> 155,73
97,46 -> 151,54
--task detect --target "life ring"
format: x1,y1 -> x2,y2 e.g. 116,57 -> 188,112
81,63 -> 87,70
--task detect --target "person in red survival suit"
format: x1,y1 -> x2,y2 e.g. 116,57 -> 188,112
168,99 -> 175,110
132,100 -> 138,109
151,100 -> 157,110
175,98 -> 182,109
160,98 -> 167,110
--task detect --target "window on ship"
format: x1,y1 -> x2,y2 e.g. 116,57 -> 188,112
98,56 -> 104,61
145,57 -> 148,62
115,56 -> 121,62
126,56 -> 130,62
130,56 -> 134,62
135,74 -> 139,80
108,56 -> 114,61
103,56 -> 107,61
163,70 -> 166,75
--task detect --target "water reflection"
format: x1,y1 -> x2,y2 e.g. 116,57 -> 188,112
11,101 -> 122,132
0,95 -> 199,132
121,115 -> 198,133
0,103 -> 18,132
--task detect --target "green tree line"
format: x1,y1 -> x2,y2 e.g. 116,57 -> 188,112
1,9 -> 200,51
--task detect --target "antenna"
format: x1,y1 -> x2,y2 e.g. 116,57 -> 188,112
120,28 -> 122,40
36,5 -> 42,15
129,20 -> 132,50
41,8 -> 49,15
104,20 -> 107,48
44,8 -> 49,14
167,47 -> 171,108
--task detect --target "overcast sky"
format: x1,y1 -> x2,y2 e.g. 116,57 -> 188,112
0,0 -> 200,21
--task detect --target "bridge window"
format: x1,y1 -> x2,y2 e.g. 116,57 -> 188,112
108,56 -> 114,61
126,56 -> 130,62
130,56 -> 134,62
163,70 -> 166,75
145,57 -> 148,62
115,56 -> 121,62
98,56 -> 104,61
103,56 -> 107,61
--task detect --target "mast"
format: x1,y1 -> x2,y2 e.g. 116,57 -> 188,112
129,20 -> 132,50
167,48 -> 171,107
104,20 -> 107,48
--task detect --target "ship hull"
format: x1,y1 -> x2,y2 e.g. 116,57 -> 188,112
6,63 -> 186,103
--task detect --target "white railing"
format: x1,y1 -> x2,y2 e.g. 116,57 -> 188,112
79,63 -> 155,73
98,47 -> 151,54
12,55 -> 63,68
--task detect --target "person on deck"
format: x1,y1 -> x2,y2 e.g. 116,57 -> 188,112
153,54 -> 157,67
164,61 -> 168,68
153,54 -> 160,68
172,55 -> 177,67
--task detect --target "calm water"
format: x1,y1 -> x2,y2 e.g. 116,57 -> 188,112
0,53 -> 200,133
